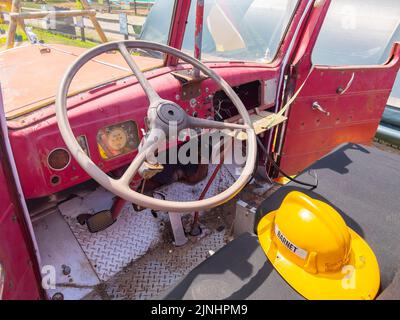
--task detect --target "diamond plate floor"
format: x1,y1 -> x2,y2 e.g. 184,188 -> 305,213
63,208 -> 162,281
61,165 -> 236,286
104,231 -> 227,300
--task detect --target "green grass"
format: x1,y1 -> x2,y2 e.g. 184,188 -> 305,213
0,23 -> 28,46
32,28 -> 98,48
0,23 -> 98,49
20,2 -> 42,10
21,1 -> 76,9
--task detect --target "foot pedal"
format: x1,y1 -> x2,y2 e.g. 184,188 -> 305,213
85,210 -> 116,233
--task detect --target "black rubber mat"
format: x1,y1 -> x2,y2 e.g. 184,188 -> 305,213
161,143 -> 400,299
161,232 -> 302,300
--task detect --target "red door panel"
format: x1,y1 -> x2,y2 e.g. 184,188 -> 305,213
280,60 -> 400,175
0,87 -> 43,300
278,0 -> 400,175
0,177 -> 41,300
281,122 -> 383,174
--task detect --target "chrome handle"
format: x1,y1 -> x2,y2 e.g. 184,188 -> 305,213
312,102 -> 330,116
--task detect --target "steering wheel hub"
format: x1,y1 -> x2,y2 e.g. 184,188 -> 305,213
156,102 -> 186,128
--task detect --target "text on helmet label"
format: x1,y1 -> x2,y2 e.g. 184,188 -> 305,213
275,225 -> 308,259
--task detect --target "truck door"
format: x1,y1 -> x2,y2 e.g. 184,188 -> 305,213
276,0 -> 400,175
0,85 -> 43,300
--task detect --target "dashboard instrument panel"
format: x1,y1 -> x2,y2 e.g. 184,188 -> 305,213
96,120 -> 140,160
9,65 -> 274,199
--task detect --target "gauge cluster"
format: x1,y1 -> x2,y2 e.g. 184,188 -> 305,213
96,120 -> 140,160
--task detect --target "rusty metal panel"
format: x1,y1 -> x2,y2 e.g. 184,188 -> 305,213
278,0 -> 400,175
280,65 -> 400,175
0,44 -> 160,119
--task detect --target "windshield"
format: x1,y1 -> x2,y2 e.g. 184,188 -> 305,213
0,1 -> 174,117
141,0 -> 299,63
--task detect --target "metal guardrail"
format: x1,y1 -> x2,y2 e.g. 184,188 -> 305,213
376,99 -> 400,147
387,96 -> 400,109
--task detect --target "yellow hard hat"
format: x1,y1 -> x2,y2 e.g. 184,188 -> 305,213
257,191 -> 380,300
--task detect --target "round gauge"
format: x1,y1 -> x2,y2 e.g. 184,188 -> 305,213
107,127 -> 128,151
47,148 -> 71,171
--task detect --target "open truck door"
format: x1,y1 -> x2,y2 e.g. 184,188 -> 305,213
275,0 -> 400,175
0,85 -> 43,300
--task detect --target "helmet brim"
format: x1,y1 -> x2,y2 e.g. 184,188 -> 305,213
257,211 -> 380,300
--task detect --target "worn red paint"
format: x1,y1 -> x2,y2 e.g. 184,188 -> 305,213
111,196 -> 127,220
165,0 -> 192,66
0,90 -> 43,300
0,167 -> 42,300
279,0 -> 400,175
194,0 -> 204,62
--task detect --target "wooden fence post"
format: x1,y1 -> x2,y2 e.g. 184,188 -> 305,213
79,0 -> 107,43
5,0 -> 20,48
6,0 -> 107,48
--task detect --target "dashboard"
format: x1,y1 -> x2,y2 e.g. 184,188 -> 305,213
8,65 -> 278,199
213,80 -> 262,121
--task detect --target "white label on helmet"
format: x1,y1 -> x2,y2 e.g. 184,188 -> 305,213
275,225 -> 308,260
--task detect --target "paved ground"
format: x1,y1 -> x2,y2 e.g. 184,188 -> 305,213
373,139 -> 400,155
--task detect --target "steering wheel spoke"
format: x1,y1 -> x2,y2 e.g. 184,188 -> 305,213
119,150 -> 147,187
118,42 -> 160,104
119,129 -> 163,186
187,116 -> 249,131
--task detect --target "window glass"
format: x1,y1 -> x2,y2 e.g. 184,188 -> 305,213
179,0 -> 299,63
312,0 -> 400,66
139,0 -> 175,45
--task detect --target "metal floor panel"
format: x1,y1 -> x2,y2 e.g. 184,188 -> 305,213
33,211 -> 100,300
104,231 -> 227,300
63,208 -> 162,281
61,164 -> 235,286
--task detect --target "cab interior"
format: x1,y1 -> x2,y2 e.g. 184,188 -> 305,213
0,0 -> 400,300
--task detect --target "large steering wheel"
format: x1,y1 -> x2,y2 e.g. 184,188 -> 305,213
56,41 -> 257,212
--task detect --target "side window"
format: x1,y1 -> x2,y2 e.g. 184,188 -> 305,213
312,0 -> 400,66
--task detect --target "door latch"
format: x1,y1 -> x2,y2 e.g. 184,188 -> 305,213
312,102 -> 330,116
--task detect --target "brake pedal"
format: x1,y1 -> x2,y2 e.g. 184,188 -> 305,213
85,210 -> 116,233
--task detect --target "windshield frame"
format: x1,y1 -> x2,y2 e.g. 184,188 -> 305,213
158,0 -> 308,67
162,0 -> 303,67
